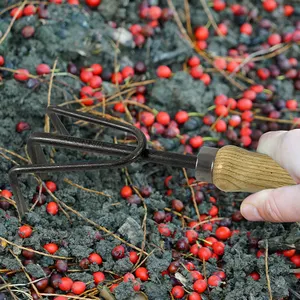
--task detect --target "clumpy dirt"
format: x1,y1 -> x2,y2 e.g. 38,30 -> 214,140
0,0 -> 300,299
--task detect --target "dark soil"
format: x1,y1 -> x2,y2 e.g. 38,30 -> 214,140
0,0 -> 300,299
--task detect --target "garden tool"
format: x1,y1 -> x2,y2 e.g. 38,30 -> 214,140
8,105 -> 296,217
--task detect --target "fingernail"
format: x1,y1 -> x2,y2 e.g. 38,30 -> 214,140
240,204 -> 264,221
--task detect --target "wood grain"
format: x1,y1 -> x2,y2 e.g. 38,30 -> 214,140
213,145 -> 296,193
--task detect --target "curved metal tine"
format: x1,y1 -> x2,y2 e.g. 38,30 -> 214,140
12,106 -> 147,216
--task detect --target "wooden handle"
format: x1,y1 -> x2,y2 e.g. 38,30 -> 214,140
213,145 -> 296,193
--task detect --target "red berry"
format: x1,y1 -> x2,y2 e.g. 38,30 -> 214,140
44,243 -> 59,254
46,202 -> 59,215
218,23 -> 228,35
286,99 -> 298,110
156,65 -> 172,78
195,26 -> 209,40
90,64 -> 103,75
203,115 -> 215,125
215,226 -> 231,240
283,249 -> 296,257
120,186 -> 133,198
200,73 -> 211,85
284,5 -> 294,16
93,271 -> 105,284
10,7 -> 23,19
227,61 -> 239,73
16,121 -> 30,133
196,40 -> 207,50
208,205 -> 218,217
172,199 -> 184,212
130,24 -> 142,35
114,102 -> 125,113
290,254 -> 300,267
148,6 -> 162,20
71,281 -> 86,295
158,223 -> 171,237
189,136 -> 204,148
215,105 -> 229,117
23,4 -> 36,16
263,0 -> 277,12
80,70 -> 93,83
214,94 -> 228,105
193,279 -> 207,293
229,115 -> 241,127
213,58 -> 227,70
241,111 -> 254,122
212,241 -> 225,255
213,0 -> 226,11
1,190 -> 12,198
240,23 -> 253,35
204,236 -> 217,247
243,90 -> 256,101
89,76 -> 102,89
36,64 -> 51,75
59,277 -> 73,291
198,247 -> 212,261
0,56 -> 4,66
241,136 -> 252,147
85,0 -> 101,7
45,181 -> 57,193
129,251 -> 139,264
237,98 -> 252,111
190,270 -> 204,281
190,66 -> 203,79
140,111 -> 155,127
188,56 -> 201,67
80,86 -> 93,98
14,69 -> 30,81
208,275 -> 221,287
215,120 -> 227,132
188,292 -> 202,300
88,253 -> 103,265
156,112 -> 170,126
175,111 -> 189,124
190,244 -> 201,256
240,127 -> 252,137
172,286 -> 185,299
249,271 -> 260,281
257,68 -> 270,80
112,245 -> 125,260
18,225 -> 32,238
135,267 -> 149,281
186,230 -> 199,244
121,66 -> 135,79
111,72 -> 123,84
268,33 -> 281,46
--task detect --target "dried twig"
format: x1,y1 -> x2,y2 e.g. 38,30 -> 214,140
0,1 -> 27,46
199,0 -> 223,37
183,168 -> 201,222
184,0 -> 193,38
44,58 -> 58,133
265,240 -> 273,300
166,0 -> 245,90
9,249 -> 41,298
0,237 -> 72,259
64,178 -> 111,198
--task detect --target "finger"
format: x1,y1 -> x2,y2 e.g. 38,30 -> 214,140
257,129 -> 300,182
241,184 -> 300,222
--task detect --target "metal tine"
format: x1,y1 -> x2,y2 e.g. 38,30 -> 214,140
9,106 -> 147,217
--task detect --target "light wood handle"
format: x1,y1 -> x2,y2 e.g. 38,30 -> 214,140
213,145 -> 296,193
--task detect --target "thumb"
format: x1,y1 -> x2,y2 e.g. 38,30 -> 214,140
240,129 -> 300,222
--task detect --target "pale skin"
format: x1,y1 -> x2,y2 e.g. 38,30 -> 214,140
240,129 -> 300,222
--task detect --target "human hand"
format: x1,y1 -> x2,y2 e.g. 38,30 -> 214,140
240,129 -> 300,222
